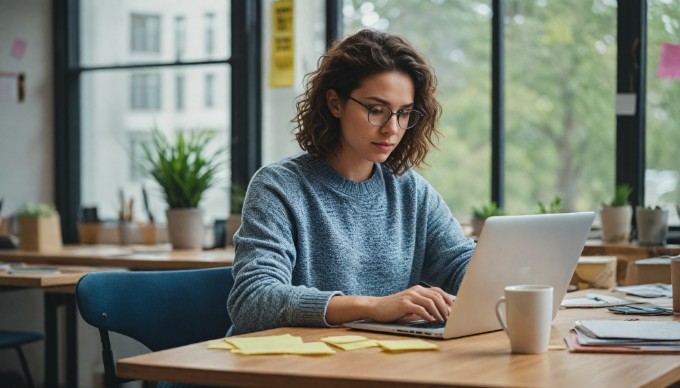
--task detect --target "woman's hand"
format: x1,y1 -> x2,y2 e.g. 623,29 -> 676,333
326,285 -> 454,325
367,285 -> 453,323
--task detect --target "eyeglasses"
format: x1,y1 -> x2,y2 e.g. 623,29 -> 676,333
348,96 -> 424,130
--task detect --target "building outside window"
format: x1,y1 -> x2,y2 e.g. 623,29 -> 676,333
175,15 -> 186,60
130,73 -> 162,110
130,13 -> 161,53
175,74 -> 185,111
205,12 -> 215,56
205,73 -> 215,108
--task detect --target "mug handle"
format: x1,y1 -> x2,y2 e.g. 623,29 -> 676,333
495,297 -> 509,333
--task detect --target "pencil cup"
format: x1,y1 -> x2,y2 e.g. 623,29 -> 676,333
118,222 -> 137,245
672,258 -> 680,314
495,285 -> 553,354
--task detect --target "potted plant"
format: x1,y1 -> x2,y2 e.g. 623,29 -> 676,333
140,129 -> 225,249
635,206 -> 669,246
537,196 -> 562,214
471,202 -> 504,237
17,202 -> 63,252
226,183 -> 246,246
600,184 -> 633,243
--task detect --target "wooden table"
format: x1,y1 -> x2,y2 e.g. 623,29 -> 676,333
0,244 -> 234,270
0,266 -> 118,388
117,290 -> 680,388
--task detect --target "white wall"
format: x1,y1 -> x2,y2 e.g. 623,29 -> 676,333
0,0 -> 54,385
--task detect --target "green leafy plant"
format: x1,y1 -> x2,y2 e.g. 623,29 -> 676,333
538,196 -> 562,214
472,202 -> 504,219
607,184 -> 633,207
16,203 -> 58,218
140,129 -> 226,209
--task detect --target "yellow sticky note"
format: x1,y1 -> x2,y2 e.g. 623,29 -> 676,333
207,339 -> 235,350
225,334 -> 302,349
320,335 -> 369,344
329,339 -> 379,351
377,339 -> 440,352
234,341 -> 336,356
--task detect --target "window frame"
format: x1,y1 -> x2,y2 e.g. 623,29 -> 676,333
54,0 -> 261,242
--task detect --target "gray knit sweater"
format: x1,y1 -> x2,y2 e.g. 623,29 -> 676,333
227,153 -> 475,335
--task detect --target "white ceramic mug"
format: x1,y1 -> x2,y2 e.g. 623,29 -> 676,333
495,285 -> 553,354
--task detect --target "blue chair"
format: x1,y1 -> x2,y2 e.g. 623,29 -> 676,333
0,330 -> 44,388
76,267 -> 234,388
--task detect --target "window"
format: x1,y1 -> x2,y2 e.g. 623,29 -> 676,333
175,16 -> 186,60
130,13 -> 161,53
205,73 -> 215,108
78,1 -> 232,224
343,0 -> 491,221
205,12 -> 215,56
646,0 -> 680,225
130,73 -> 161,110
129,131 -> 151,181
503,1 -> 616,214
175,74 -> 185,111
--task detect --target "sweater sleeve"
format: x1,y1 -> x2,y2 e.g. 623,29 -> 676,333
227,168 -> 343,335
419,179 -> 476,294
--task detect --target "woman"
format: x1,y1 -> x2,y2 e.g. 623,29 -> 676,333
227,29 -> 475,335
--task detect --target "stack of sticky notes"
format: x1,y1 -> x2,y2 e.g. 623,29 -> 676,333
321,335 -> 438,352
208,334 -> 439,355
320,335 -> 379,350
207,334 -> 335,355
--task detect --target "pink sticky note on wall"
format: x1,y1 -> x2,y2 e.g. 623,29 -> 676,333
658,42 -> 680,79
11,39 -> 27,59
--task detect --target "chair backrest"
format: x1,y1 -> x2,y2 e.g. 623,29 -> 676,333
76,267 -> 234,387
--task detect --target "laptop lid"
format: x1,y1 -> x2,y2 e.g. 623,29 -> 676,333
344,211 -> 595,339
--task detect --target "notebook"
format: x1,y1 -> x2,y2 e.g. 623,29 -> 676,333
344,211 -> 596,339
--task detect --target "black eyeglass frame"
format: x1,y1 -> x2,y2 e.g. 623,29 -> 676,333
348,96 -> 425,130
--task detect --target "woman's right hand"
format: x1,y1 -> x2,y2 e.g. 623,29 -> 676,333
326,285 -> 454,325
366,285 -> 453,323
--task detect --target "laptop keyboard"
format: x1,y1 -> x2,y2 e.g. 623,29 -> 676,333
408,321 -> 446,329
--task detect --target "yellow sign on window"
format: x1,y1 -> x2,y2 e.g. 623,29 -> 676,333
269,0 -> 294,88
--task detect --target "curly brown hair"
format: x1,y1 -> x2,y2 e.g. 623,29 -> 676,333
293,29 -> 441,176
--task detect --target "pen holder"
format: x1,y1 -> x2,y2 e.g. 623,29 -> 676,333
118,222 -> 138,245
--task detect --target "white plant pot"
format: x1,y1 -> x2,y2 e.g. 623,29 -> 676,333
635,207 -> 668,246
166,208 -> 205,250
600,205 -> 632,243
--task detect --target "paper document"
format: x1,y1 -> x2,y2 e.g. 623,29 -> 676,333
575,320 -> 680,341
561,293 -> 633,308
613,284 -> 672,298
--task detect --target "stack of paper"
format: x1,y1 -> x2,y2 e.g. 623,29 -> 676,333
561,293 -> 633,308
613,284 -> 672,298
564,320 -> 680,353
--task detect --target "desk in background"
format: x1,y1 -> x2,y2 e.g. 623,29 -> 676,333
582,240 -> 680,285
117,290 -> 679,388
0,245 -> 233,387
0,266 -> 116,388
0,244 -> 234,270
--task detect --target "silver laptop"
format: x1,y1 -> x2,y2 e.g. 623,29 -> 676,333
344,212 -> 596,339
